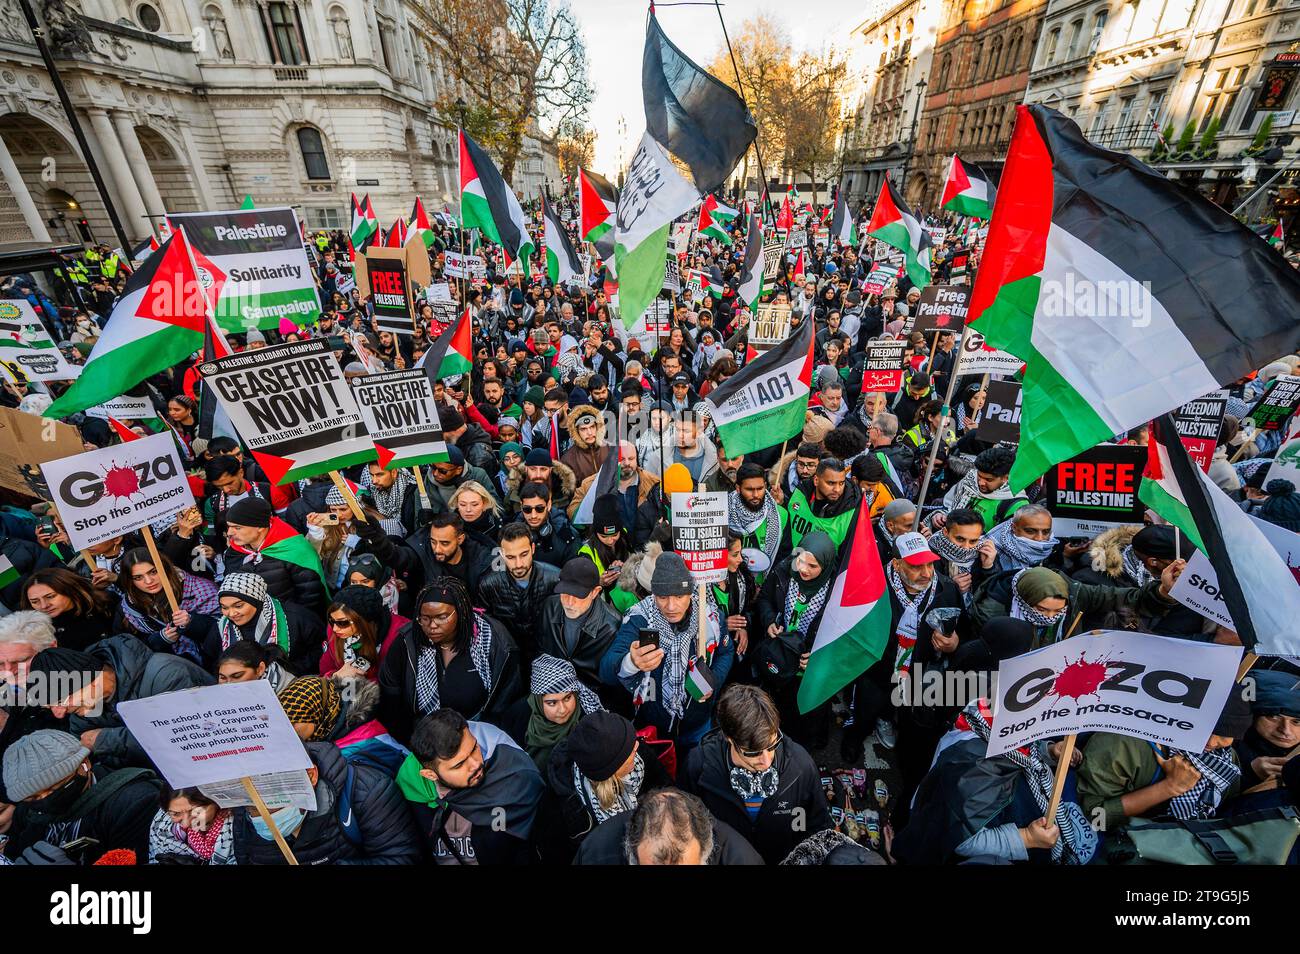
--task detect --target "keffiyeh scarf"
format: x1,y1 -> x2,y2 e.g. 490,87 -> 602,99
530,653 -> 603,714
730,764 -> 780,803
728,491 -> 781,571
886,564 -> 937,673
987,519 -> 1058,571
575,752 -> 645,824
928,529 -> 981,570
1164,746 -> 1241,820
361,468 -> 414,521
782,576 -> 831,637
217,593 -> 290,654
414,615 -> 494,716
631,594 -> 719,720
957,700 -> 1098,864
1121,546 -> 1153,587
1008,568 -> 1067,641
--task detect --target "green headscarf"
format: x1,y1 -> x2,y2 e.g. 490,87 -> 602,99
1015,567 -> 1069,605
395,753 -> 440,808
524,694 -> 583,772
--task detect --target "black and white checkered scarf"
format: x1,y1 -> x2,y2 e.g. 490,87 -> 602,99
575,752 -> 645,823
631,594 -> 719,720
728,490 -> 781,571
530,653 -> 602,714
1008,569 -> 1067,640
928,529 -> 981,570
1121,546 -> 1153,587
782,575 -> 831,637
361,467 -> 414,521
1165,747 -> 1240,820
414,615 -> 494,716
987,518 -> 1058,570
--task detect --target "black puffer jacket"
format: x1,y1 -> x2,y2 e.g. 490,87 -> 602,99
391,526 -> 496,602
682,728 -> 833,864
457,423 -> 499,478
545,734 -> 674,844
4,766 -> 160,863
536,593 -> 621,688
230,741 -> 420,865
478,561 -> 562,659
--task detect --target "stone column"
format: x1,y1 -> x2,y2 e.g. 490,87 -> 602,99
0,133 -> 52,242
111,111 -> 168,222
178,123 -> 218,210
86,108 -> 150,240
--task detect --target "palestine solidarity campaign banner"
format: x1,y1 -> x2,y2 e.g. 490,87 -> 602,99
0,299 -> 79,381
351,369 -> 449,469
200,339 -> 376,485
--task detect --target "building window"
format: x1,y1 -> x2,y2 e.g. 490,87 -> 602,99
1044,27 -> 1060,65
1067,18 -> 1084,58
297,127 -> 330,180
136,3 -> 162,31
307,207 -> 344,230
1088,10 -> 1107,53
264,2 -> 308,65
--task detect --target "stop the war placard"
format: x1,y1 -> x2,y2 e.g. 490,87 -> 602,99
0,299 -> 79,381
672,491 -> 728,583
366,254 -> 415,335
1172,390 -> 1227,472
988,630 -> 1242,757
955,329 -> 1022,377
975,380 -> 1021,444
351,369 -> 449,469
1245,373 -> 1300,431
169,207 -> 319,332
863,340 -> 906,393
1170,514 -> 1300,632
1043,444 -> 1147,537
200,339 -> 377,485
911,284 -> 970,335
40,431 -> 194,550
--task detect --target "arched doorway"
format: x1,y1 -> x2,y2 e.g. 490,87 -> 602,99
0,112 -> 104,244
42,188 -> 95,244
134,125 -> 200,214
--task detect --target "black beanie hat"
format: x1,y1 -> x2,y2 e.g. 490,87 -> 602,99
1131,525 -> 1193,560
226,497 -> 273,529
1213,683 -> 1253,739
975,445 -> 1015,477
331,584 -> 388,636
1260,479 -> 1300,533
592,494 -> 622,537
26,646 -> 103,695
566,711 -> 636,781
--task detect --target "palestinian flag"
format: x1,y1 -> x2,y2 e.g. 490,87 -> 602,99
684,657 -> 719,702
798,494 -> 890,713
830,188 -> 857,247
866,177 -> 931,289
47,230 -> 220,417
1140,416 -> 1300,655
704,318 -> 814,457
695,269 -> 723,299
350,193 -> 378,253
968,104 -> 1300,491
196,311 -> 235,444
129,235 -> 160,266
787,183 -> 801,206
941,154 -> 996,220
0,554 -> 17,590
579,168 -> 618,244
736,212 -> 764,308
543,195 -> 582,286
791,249 -> 806,284
1270,221 -> 1285,249
459,129 -> 534,264
409,197 -> 436,250
698,194 -> 737,245
416,306 -> 473,382
383,218 -> 408,248
228,516 -> 327,591
572,436 -> 618,528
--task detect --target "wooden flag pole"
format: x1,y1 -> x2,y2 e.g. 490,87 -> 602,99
1236,650 -> 1258,683
411,466 -> 431,510
328,470 -> 367,523
1043,614 -> 1088,822
240,776 -> 299,866
140,525 -> 180,616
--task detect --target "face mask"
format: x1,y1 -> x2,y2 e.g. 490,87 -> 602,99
29,765 -> 89,816
250,806 -> 306,842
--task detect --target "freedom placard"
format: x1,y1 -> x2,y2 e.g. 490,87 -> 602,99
426,282 -> 452,302
672,491 -> 728,583
988,630 -> 1242,757
787,228 -> 808,250
1043,444 -> 1147,537
169,207 -> 319,331
199,338 -> 377,485
0,299 -> 79,381
863,340 -> 906,393
40,431 -> 193,550
1245,374 -> 1300,431
750,301 -> 792,351
1172,390 -> 1227,472
367,254 -> 415,335
1170,514 -> 1300,632
975,380 -> 1021,444
955,328 -> 1023,377
351,368 -> 449,469
911,284 -> 970,335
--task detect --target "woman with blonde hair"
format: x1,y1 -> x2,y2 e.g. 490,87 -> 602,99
449,479 -> 503,542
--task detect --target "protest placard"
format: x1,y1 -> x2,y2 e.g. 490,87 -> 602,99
955,328 -> 1023,377
928,226 -> 947,245
0,406 -> 84,499
672,491 -> 728,583
351,368 -> 449,469
863,266 -> 895,296
813,227 -> 829,247
761,242 -> 785,281
0,299 -> 79,381
85,395 -> 161,423
199,338 -> 377,485
1170,514 -> 1300,632
169,206 -> 319,331
975,380 -> 1021,444
1245,373 -> 1300,431
366,253 -> 415,335
911,284 -> 970,335
40,430 -> 193,551
750,302 -> 792,351
863,340 -> 907,393
671,221 -> 693,256
1171,390 -> 1228,472
987,630 -> 1242,757
1265,414 -> 1300,487
1043,444 -> 1147,537
787,228 -> 807,250
663,255 -> 682,293
444,250 -> 486,279
427,282 -> 452,302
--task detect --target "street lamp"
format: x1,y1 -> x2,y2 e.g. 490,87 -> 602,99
454,96 -> 467,129
900,78 -> 927,197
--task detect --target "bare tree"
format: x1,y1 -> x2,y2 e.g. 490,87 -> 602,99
555,121 -> 596,183
780,48 -> 849,193
708,14 -> 794,191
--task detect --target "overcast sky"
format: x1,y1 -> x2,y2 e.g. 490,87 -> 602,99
567,0 -> 869,177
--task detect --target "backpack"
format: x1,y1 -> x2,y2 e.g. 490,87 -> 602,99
335,739 -> 406,847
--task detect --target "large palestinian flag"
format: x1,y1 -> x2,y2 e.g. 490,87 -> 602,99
459,129 -> 534,265
866,177 -> 931,289
798,494 -> 890,712
350,193 -> 378,252
579,167 -> 618,266
1140,416 -> 1300,656
543,195 -> 582,286
941,154 -> 996,220
968,104 -> 1300,491
47,230 -> 220,417
735,212 -> 764,308
704,318 -> 813,457
830,188 -> 857,247
698,194 -> 737,245
228,517 -> 327,591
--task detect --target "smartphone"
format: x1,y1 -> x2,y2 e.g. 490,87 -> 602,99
323,513 -> 340,525
637,627 -> 660,651
60,835 -> 99,853
37,517 -> 56,536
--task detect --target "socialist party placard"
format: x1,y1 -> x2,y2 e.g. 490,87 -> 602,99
1171,390 -> 1227,472
0,299 -> 80,381
672,491 -> 728,583
40,431 -> 194,550
169,207 -> 319,332
911,284 -> 970,335
366,255 -> 415,335
863,340 -> 906,393
988,630 -> 1242,757
1043,444 -> 1147,537
200,339 -> 377,485
351,369 -> 449,469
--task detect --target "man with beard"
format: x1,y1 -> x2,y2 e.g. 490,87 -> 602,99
984,504 -> 1061,574
786,458 -> 861,551
727,462 -> 788,588
924,507 -> 998,597
537,558 -> 623,706
937,445 -> 1029,531
477,524 -> 561,661
570,441 -> 660,535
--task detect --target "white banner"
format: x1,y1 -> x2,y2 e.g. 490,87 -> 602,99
85,395 -> 160,422
426,282 -> 452,302
1170,514 -> 1300,632
956,329 -> 1023,377
671,221 -> 693,256
672,491 -> 728,583
0,299 -> 79,381
444,250 -> 486,279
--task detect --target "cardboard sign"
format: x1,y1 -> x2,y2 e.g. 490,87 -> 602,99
1043,444 -> 1147,537
40,431 -> 193,550
863,340 -> 906,393
1265,414 -> 1300,487
975,380 -> 1022,444
1246,374 -> 1300,431
199,338 -> 376,485
761,242 -> 786,281
0,405 -> 85,499
427,282 -> 452,302
988,630 -> 1242,757
444,250 -> 486,279
813,227 -> 829,247
85,395 -> 161,423
955,328 -> 1022,377
1172,390 -> 1228,473
116,679 -> 313,792
863,266 -> 895,296
351,369 -> 449,469
671,221 -> 693,256
928,227 -> 947,245
672,491 -> 728,583
366,253 -> 414,335
0,299 -> 79,381
750,302 -> 792,350
1170,514 -> 1300,631
911,284 -> 970,335
787,228 -> 807,250
663,255 -> 682,294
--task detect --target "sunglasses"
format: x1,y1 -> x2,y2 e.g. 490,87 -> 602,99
521,504 -> 547,514
731,731 -> 783,760
328,616 -> 354,630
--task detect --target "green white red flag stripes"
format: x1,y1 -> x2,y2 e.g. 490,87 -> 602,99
1140,416 -> 1300,655
408,197 -> 436,250
416,306 -> 473,383
866,177 -> 931,289
459,128 -> 534,264
798,493 -> 891,713
968,104 -> 1300,492
736,213 -> 764,308
830,188 -> 857,246
697,194 -> 737,244
350,193 -> 378,252
543,195 -> 582,286
703,318 -> 814,457
229,517 -> 327,589
941,154 -> 996,219
579,167 -> 618,265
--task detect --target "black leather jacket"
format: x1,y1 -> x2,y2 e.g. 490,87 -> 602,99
477,561 -> 562,660
535,594 -> 621,689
